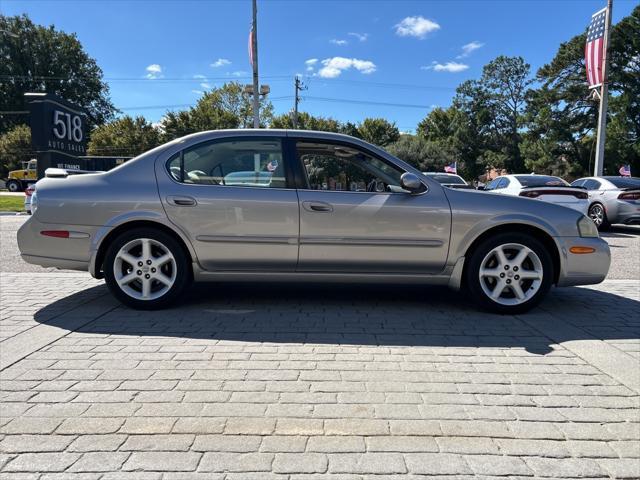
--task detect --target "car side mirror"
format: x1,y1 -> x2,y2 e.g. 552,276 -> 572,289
400,172 -> 422,193
476,185 -> 486,191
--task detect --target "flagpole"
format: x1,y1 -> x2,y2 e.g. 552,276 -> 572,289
251,0 -> 260,128
593,0 -> 613,177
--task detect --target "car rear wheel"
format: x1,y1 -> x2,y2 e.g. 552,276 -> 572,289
588,203 -> 610,231
465,233 -> 553,314
103,228 -> 190,309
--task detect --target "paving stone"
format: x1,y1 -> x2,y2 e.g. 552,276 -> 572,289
436,436 -> 500,454
0,435 -> 75,453
68,452 -> 130,472
272,453 -> 328,474
466,454 -> 532,476
119,418 -> 175,434
404,453 -> 472,475
56,418 -> 123,435
123,452 -> 202,472
192,435 -> 261,452
67,435 -> 127,452
4,453 -> 80,472
120,434 -> 194,451
598,458 -> 640,479
329,453 -> 406,474
198,453 -> 274,472
307,436 -> 365,453
260,436 -> 308,453
525,457 -> 606,478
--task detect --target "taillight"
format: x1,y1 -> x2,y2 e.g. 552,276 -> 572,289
618,191 -> 640,201
520,191 -> 540,198
41,230 -> 70,238
520,189 -> 587,199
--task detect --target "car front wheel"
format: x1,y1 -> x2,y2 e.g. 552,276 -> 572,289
465,233 -> 553,314
103,228 -> 190,309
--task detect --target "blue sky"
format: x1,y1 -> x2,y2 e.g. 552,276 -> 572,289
3,0 -> 636,132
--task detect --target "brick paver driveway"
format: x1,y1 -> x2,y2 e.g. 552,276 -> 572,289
1,271 -> 639,478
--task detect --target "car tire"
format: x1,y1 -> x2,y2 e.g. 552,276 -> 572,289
465,232 -> 554,314
588,203 -> 610,231
103,227 -> 191,310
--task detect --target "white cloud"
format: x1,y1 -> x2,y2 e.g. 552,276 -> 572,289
457,41 -> 484,58
422,61 -> 469,73
145,64 -> 163,79
318,57 -> 376,78
200,82 -> 212,89
305,58 -> 319,72
330,39 -> 348,46
193,74 -> 206,79
191,89 -> 204,95
230,70 -> 249,77
210,58 -> 231,68
394,16 -> 440,39
348,32 -> 369,42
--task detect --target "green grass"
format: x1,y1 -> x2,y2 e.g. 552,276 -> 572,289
0,196 -> 25,212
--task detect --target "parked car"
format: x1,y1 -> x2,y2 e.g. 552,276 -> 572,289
24,184 -> 35,214
422,172 -> 474,189
18,130 -> 610,313
570,176 -> 640,230
483,175 -> 589,214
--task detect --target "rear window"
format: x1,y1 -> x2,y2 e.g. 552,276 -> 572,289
515,175 -> 569,187
426,174 -> 466,185
604,177 -> 640,189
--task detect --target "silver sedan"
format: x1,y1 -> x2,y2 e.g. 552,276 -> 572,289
18,130 -> 610,313
571,176 -> 640,230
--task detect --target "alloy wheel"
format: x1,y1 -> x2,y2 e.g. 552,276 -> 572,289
589,204 -> 604,227
113,238 -> 177,300
478,243 -> 543,306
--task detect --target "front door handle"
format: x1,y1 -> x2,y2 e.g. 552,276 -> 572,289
167,195 -> 197,206
302,201 -> 333,213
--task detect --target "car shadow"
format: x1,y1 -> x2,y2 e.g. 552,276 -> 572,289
33,282 -> 640,356
601,225 -> 640,239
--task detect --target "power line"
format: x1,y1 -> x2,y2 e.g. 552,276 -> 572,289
304,96 -> 432,109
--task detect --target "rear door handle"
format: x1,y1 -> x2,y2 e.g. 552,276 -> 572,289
302,201 -> 333,213
167,195 -> 197,206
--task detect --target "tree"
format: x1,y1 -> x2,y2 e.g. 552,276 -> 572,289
0,124 -> 31,178
87,116 -> 162,157
479,56 -> 532,173
161,83 -> 273,141
386,134 -> 456,171
271,111 -> 343,132
356,118 -> 399,147
0,14 -> 116,133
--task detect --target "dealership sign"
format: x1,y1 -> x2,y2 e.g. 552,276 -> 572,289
25,92 -> 87,158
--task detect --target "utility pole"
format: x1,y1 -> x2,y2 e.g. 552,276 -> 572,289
251,0 -> 260,128
293,76 -> 306,129
593,0 -> 613,177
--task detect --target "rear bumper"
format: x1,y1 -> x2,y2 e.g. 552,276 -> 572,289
612,200 -> 640,225
17,217 -> 96,272
555,236 -> 610,287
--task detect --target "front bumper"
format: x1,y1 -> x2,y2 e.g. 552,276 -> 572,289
555,236 -> 610,287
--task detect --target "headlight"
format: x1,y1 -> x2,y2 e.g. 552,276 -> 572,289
30,191 -> 38,214
577,215 -> 598,238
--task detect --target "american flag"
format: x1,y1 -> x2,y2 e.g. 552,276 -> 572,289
585,8 -> 607,88
444,162 -> 457,174
619,165 -> 631,177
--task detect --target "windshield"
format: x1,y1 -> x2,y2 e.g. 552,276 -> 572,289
425,174 -> 466,185
604,177 -> 640,189
515,175 -> 569,187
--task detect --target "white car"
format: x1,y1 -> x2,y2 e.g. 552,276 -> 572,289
483,175 -> 588,214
